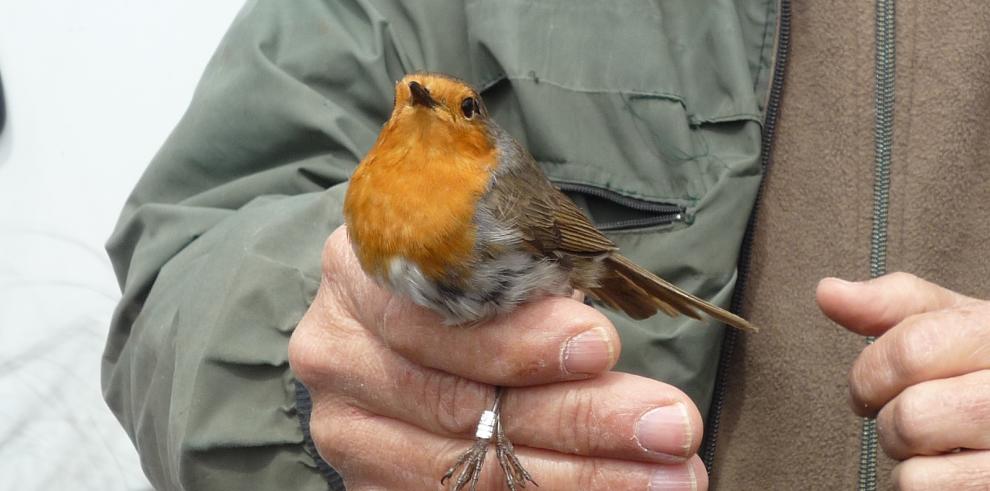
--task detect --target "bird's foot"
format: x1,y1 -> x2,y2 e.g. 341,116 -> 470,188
440,407 -> 537,491
442,437 -> 491,491
494,416 -> 537,490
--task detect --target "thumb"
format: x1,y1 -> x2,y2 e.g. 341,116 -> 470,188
815,272 -> 971,336
321,225 -> 403,326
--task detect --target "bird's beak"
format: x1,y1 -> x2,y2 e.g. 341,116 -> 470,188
408,81 -> 437,108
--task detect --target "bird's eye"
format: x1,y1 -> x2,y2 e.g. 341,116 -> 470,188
461,97 -> 478,119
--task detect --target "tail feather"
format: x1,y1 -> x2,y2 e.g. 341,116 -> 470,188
587,254 -> 758,332
591,269 -> 679,320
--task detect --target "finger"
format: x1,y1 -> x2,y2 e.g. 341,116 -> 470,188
298,314 -> 701,463
892,450 -> 990,491
322,226 -> 621,387
877,370 -> 990,460
816,272 -> 971,336
848,302 -> 990,415
505,372 -> 704,463
378,295 -> 620,386
311,397 -> 708,491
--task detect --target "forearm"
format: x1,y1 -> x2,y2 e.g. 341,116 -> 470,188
103,189 -> 345,489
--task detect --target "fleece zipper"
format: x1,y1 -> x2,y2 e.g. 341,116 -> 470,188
859,0 -> 896,489
700,0 -> 792,474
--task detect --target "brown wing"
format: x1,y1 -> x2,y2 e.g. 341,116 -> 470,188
483,127 -> 756,332
484,160 -> 617,257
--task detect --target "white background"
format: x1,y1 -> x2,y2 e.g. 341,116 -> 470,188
0,1 -> 244,488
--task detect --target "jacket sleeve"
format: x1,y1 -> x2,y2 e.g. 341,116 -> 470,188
101,1 -> 471,488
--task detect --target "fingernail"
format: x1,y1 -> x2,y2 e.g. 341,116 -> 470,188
561,327 -> 613,375
636,404 -> 691,459
649,463 -> 697,491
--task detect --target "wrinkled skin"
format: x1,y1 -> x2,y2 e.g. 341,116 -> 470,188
818,273 -> 990,491
290,227 -> 709,490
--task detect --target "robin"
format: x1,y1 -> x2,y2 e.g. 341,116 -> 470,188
343,72 -> 756,490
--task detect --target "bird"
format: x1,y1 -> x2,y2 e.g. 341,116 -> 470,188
343,72 -> 756,490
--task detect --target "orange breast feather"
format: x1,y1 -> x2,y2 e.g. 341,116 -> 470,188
344,121 -> 496,280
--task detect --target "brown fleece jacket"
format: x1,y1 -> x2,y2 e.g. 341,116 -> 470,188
711,1 -> 990,489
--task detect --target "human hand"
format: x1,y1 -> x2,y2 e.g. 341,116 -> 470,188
817,273 -> 990,490
289,226 -> 709,490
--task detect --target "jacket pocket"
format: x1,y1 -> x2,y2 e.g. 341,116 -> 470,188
555,181 -> 688,233
466,0 -> 770,206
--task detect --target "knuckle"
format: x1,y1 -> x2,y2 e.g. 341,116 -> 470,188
574,458 -> 605,490
847,361 -> 865,402
309,401 -> 364,467
289,312 -> 353,390
849,348 -> 882,412
288,315 -> 329,386
555,387 -> 599,454
423,371 -> 489,436
889,319 -> 935,381
884,388 -> 928,457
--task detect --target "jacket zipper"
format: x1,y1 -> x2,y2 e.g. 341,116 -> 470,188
554,182 -> 686,231
700,0 -> 792,474
860,0 -> 896,489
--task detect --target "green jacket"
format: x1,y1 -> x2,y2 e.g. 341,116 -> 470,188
103,0 -> 778,488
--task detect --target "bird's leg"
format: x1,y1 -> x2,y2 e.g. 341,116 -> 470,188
441,388 -> 500,490
495,411 -> 537,490
441,386 -> 535,490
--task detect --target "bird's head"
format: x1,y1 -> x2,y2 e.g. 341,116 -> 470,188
380,73 -> 492,150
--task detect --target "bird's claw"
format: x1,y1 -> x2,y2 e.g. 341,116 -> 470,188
442,438 -> 490,491
494,416 -> 537,490
441,411 -> 537,491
